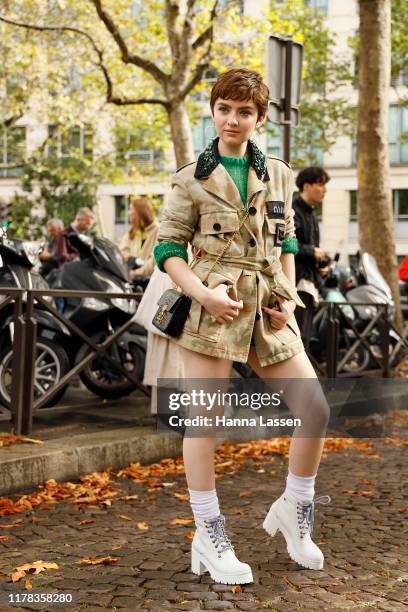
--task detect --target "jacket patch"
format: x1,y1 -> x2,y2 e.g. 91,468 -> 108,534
266,201 -> 285,219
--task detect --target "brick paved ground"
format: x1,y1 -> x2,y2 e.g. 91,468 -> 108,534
0,438 -> 407,611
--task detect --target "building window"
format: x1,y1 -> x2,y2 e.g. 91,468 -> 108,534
115,195 -> 129,225
305,0 -> 329,15
116,129 -> 164,173
352,105 -> 408,165
0,126 -> 26,177
267,124 -> 283,159
192,117 -> 216,157
350,190 -> 357,220
389,106 -> 408,164
293,139 -> 324,166
350,189 -> 408,221
48,125 -> 93,159
395,189 -> 408,220
391,53 -> 408,87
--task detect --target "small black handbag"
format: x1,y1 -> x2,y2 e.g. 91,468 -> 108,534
152,210 -> 250,338
152,288 -> 192,337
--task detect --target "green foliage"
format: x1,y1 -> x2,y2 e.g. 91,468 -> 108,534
0,0 -> 374,174
9,152 -> 117,240
391,0 -> 408,87
268,0 -> 355,167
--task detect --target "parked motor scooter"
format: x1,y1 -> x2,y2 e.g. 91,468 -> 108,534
49,233 -> 147,400
346,252 -> 405,366
310,251 -> 404,373
308,253 -> 373,373
0,234 -> 70,407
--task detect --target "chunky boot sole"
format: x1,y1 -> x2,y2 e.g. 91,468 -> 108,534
263,508 -> 324,571
191,547 -> 253,585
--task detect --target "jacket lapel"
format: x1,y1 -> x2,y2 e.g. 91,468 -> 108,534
194,137 -> 269,210
200,164 -> 243,211
247,166 -> 267,205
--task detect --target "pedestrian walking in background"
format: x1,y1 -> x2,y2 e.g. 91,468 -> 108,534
154,69 -> 330,585
293,167 -> 331,351
119,196 -> 159,281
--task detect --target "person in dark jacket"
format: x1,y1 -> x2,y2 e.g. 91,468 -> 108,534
293,166 -> 330,350
39,218 -> 63,278
55,207 -> 96,268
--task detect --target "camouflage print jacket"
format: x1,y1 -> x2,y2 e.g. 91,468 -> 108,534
156,138 -> 306,366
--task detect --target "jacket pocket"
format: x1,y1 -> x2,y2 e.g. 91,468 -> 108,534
200,210 -> 244,257
265,217 -> 285,249
267,313 -> 301,347
272,271 -> 306,308
183,263 -> 243,341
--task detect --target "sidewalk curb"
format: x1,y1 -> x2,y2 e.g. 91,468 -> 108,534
0,427 -> 182,496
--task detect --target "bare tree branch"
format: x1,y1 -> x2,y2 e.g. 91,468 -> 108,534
192,0 -> 219,50
165,0 -> 181,62
0,14 -> 102,57
178,58 -> 210,101
179,0 -> 219,99
1,112 -> 24,129
107,96 -> 169,107
183,0 -> 197,37
178,0 -> 195,77
0,14 -> 168,109
89,0 -> 169,85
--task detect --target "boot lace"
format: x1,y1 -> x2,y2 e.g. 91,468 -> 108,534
296,495 -> 331,539
204,514 -> 234,557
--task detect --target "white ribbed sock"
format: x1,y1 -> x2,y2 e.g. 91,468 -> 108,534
188,488 -> 220,521
285,471 -> 316,503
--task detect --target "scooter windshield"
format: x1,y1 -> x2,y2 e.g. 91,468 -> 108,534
93,237 -> 128,282
360,253 -> 392,300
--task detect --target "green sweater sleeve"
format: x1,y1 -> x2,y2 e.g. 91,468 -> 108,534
281,237 -> 299,255
153,242 -> 188,272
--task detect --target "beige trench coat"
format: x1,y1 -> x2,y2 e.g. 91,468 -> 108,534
119,220 -> 159,277
158,142 -> 306,366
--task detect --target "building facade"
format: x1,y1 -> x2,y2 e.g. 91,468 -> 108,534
1,0 -> 407,264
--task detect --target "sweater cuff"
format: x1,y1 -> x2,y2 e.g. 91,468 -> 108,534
281,237 -> 299,255
154,242 -> 188,272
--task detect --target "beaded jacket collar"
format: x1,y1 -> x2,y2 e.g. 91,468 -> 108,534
194,137 -> 270,182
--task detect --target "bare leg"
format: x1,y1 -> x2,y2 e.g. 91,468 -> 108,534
181,347 -> 232,490
180,348 -> 253,584
247,349 -> 328,476
250,350 -> 330,570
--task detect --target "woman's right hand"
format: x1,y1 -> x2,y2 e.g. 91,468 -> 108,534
201,284 -> 243,324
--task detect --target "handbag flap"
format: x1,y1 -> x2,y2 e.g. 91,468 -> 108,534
157,289 -> 185,311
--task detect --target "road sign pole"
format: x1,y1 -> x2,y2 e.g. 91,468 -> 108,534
283,39 -> 293,163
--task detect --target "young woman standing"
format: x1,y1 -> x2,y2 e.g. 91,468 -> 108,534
154,68 -> 329,585
119,196 -> 159,278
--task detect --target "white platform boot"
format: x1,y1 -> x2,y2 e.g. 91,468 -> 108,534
263,493 -> 331,570
191,514 -> 253,584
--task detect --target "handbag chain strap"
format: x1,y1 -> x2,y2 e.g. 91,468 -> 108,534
171,209 -> 250,292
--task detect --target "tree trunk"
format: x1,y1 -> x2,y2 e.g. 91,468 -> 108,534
168,102 -> 196,168
357,0 -> 402,329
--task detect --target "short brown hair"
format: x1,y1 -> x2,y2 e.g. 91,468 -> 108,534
210,68 -> 269,119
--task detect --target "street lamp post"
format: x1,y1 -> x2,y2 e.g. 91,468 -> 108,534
266,35 -> 303,164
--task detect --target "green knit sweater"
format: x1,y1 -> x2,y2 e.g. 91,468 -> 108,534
219,154 -> 250,209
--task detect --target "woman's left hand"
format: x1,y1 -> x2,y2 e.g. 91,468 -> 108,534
262,297 -> 296,330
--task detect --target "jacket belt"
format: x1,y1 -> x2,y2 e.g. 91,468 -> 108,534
197,254 -> 282,277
